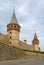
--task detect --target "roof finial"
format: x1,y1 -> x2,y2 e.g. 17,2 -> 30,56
13,5 -> 15,13
10,5 -> 18,24
34,29 -> 36,33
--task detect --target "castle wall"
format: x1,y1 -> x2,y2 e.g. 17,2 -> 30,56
0,33 -> 40,51
0,33 -> 9,44
7,30 -> 20,47
19,41 -> 32,50
0,42 -> 43,61
8,30 -> 19,40
34,44 -> 39,51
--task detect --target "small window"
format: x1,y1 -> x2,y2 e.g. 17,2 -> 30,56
10,32 -> 12,34
14,25 -> 16,28
11,25 -> 13,27
10,36 -> 12,39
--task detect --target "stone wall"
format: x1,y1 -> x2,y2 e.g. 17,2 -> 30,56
0,33 -> 9,44
0,33 -> 40,51
7,30 -> 20,47
0,33 -> 33,50
7,30 -> 19,40
0,42 -> 44,61
25,52 -> 44,60
19,41 -> 33,51
0,42 -> 26,61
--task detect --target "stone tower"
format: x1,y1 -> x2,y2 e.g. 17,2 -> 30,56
32,32 -> 40,51
7,11 -> 21,47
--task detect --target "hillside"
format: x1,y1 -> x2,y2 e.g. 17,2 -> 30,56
0,42 -> 44,61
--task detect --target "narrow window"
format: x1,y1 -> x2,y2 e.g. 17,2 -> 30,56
10,32 -> 12,34
11,25 -> 13,27
10,36 -> 11,39
14,25 -> 16,28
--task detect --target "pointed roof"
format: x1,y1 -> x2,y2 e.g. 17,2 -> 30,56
10,11 -> 18,24
34,32 -> 37,39
33,32 -> 39,41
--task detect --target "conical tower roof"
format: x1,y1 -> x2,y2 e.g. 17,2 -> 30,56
7,10 -> 21,32
10,11 -> 18,24
33,32 -> 39,41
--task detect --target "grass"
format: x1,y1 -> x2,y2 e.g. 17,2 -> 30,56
21,49 -> 44,54
12,46 -> 44,54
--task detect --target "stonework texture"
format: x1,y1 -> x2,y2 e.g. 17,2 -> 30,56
0,32 -> 40,51
0,42 -> 44,61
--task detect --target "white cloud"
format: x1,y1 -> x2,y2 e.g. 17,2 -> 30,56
0,0 -> 15,12
0,21 -> 7,33
38,36 -> 44,51
0,0 -> 44,51
0,7 -> 3,11
19,17 -> 44,51
17,2 -> 29,16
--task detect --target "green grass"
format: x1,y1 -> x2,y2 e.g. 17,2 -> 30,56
12,46 -> 44,54
21,49 -> 44,54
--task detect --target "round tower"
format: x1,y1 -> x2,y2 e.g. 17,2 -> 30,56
7,11 -> 21,47
32,32 -> 40,51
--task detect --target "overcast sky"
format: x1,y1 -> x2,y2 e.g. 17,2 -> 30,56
0,0 -> 44,51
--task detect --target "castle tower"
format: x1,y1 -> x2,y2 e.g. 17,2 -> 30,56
7,11 -> 21,47
32,32 -> 40,51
